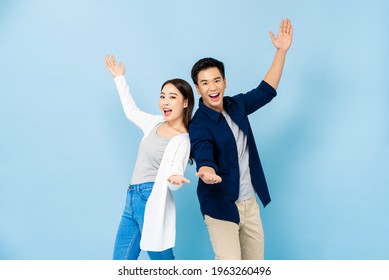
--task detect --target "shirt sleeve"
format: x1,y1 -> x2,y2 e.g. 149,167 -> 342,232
241,80 -> 277,115
189,122 -> 219,174
114,75 -> 162,134
167,138 -> 190,191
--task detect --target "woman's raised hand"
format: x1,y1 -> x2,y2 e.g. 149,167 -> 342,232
105,55 -> 125,77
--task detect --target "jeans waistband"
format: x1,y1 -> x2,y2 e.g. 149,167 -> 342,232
128,182 -> 154,191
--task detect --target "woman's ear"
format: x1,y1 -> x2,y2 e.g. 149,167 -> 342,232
184,99 -> 188,108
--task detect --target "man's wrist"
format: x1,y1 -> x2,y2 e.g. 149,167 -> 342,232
275,49 -> 287,56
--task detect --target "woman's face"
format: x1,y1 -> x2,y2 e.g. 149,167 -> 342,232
159,83 -> 188,122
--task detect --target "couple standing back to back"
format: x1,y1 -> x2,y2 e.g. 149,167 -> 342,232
105,18 -> 293,260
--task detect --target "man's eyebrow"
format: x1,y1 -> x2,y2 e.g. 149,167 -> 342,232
200,77 -> 222,83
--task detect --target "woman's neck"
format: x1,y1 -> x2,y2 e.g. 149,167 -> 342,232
157,120 -> 187,138
165,119 -> 187,133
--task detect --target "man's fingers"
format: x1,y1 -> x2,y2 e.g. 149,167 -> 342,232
195,171 -> 222,184
280,18 -> 285,33
269,31 -> 276,42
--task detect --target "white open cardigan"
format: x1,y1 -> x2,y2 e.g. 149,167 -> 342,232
114,76 -> 190,251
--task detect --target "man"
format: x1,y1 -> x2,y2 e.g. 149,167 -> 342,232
189,18 -> 293,260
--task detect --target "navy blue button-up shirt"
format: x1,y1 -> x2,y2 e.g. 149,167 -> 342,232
189,80 -> 277,224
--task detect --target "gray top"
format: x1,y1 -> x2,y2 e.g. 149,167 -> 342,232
131,123 -> 171,185
222,110 -> 255,201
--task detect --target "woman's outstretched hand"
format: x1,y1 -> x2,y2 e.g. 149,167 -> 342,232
168,175 -> 190,187
105,55 -> 125,77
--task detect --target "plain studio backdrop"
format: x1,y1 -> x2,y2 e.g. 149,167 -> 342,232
1,0 -> 388,260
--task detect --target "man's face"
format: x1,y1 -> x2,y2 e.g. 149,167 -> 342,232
195,67 -> 226,112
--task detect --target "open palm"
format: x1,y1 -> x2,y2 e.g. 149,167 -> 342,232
269,18 -> 293,52
105,55 -> 125,77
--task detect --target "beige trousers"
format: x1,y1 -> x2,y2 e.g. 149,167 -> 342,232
204,197 -> 264,260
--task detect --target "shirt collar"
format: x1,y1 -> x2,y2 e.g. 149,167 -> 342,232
198,97 -> 224,122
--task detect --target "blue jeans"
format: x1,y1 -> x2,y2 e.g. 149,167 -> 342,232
113,182 -> 175,260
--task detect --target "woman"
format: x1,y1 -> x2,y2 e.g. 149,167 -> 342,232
105,55 -> 194,260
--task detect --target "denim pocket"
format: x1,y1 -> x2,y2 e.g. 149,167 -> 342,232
139,187 -> 152,201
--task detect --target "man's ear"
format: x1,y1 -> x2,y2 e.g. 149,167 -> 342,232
195,85 -> 201,95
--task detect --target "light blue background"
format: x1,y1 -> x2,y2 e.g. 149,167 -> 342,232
1,0 -> 388,260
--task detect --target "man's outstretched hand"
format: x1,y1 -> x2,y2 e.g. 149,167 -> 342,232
196,167 -> 222,185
